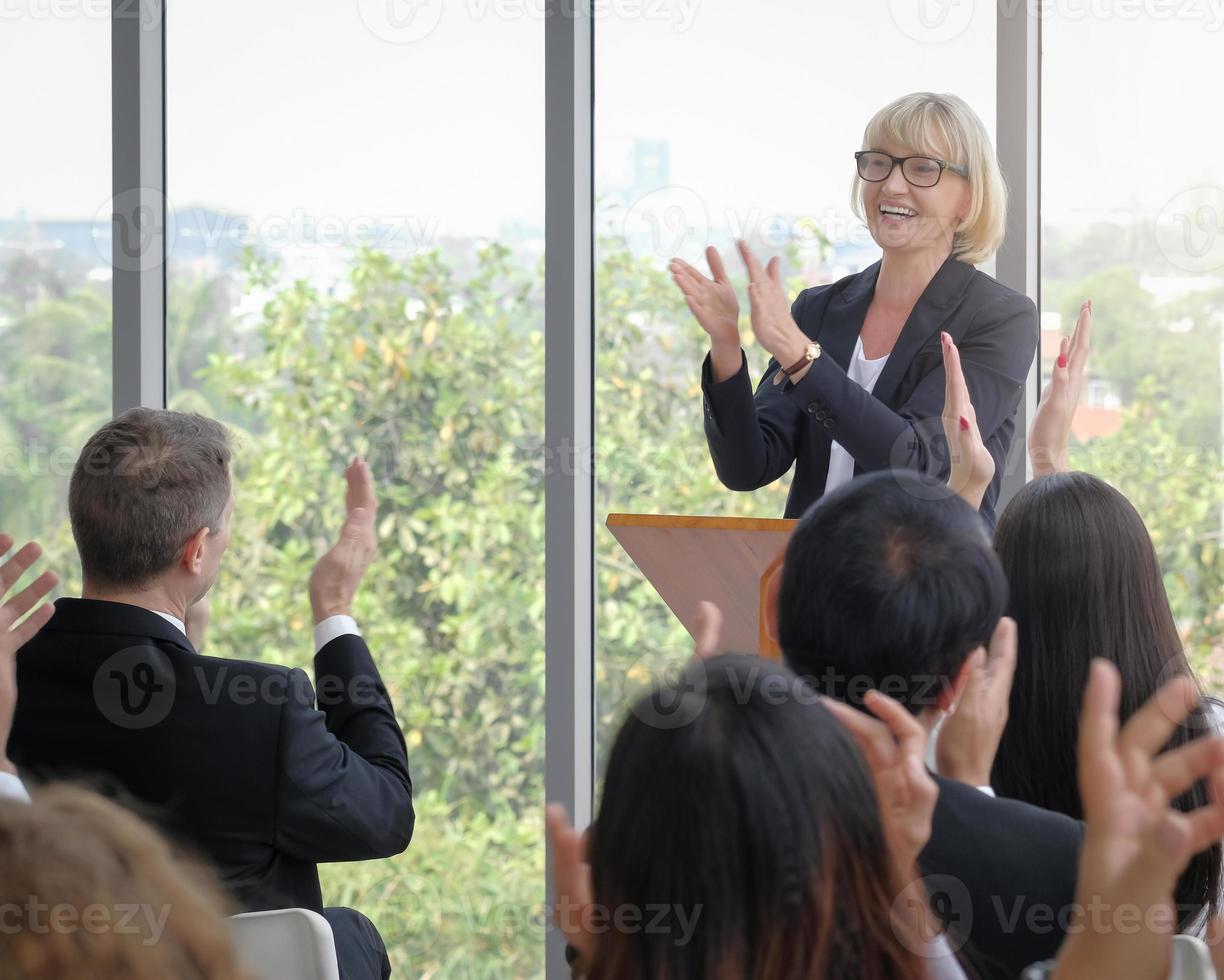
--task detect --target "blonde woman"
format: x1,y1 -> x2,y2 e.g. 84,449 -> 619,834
672,92 -> 1037,527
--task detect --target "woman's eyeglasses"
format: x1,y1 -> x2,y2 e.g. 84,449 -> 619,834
854,150 -> 969,188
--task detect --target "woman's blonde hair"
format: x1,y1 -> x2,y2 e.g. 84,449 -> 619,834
851,92 -> 1007,266
0,784 -> 252,980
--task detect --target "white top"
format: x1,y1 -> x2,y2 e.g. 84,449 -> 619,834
823,337 -> 890,495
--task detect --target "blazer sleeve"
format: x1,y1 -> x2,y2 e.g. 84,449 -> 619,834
272,634 -> 415,863
783,290 -> 1037,480
921,776 -> 1083,980
699,291 -> 811,491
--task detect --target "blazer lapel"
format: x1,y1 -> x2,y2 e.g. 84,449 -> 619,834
871,255 -> 977,410
816,260 -> 880,371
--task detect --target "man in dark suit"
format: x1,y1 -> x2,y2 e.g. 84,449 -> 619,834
10,408 -> 413,980
766,469 -> 1081,980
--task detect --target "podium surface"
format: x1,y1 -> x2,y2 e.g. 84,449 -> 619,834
606,513 -> 797,657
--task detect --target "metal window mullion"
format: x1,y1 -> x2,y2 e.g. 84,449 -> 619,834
111,0 -> 167,414
996,0 -> 1041,503
544,2 -> 595,977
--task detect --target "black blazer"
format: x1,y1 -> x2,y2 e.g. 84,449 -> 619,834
9,598 -> 415,914
701,255 -> 1039,527
923,776 -> 1082,980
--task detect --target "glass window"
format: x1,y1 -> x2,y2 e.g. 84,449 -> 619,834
1041,10 -> 1224,684
594,0 -> 997,772
167,3 -> 545,972
0,12 -> 112,589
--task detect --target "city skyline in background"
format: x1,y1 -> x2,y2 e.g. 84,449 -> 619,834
5,0 -> 1223,238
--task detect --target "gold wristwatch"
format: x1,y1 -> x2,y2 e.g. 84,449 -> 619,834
773,341 -> 822,385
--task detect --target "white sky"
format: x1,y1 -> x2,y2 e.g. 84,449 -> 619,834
3,0 -> 1223,235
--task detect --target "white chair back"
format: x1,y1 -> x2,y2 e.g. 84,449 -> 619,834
1170,934 -> 1217,980
228,908 -> 341,980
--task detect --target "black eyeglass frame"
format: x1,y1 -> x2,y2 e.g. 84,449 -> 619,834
854,150 -> 970,187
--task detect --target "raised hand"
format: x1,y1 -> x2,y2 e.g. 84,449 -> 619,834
1030,300 -> 1092,478
0,534 -> 59,775
934,616 -> 1017,788
1050,660 -> 1224,980
821,689 -> 939,877
308,457 -> 377,623
546,803 -> 595,972
185,595 -> 211,652
690,600 -> 723,662
735,240 -> 811,374
940,331 -> 995,510
669,246 -> 741,348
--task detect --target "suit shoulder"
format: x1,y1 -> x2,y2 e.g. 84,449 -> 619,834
185,650 -> 298,684
966,269 -> 1037,316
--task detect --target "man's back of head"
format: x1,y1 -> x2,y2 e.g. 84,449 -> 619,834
778,470 -> 1007,715
69,407 -> 232,595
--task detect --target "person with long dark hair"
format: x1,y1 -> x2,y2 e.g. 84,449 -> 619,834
549,645 -> 958,980
989,471 -> 1223,932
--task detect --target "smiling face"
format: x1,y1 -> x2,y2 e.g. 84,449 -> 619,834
859,138 -> 971,258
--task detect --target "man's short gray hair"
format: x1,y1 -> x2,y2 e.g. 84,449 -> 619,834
68,408 -> 232,589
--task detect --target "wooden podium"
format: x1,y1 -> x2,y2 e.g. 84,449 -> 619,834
605,514 -> 798,659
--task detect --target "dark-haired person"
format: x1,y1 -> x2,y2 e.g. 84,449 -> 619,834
989,472 -> 1224,933
9,409 -> 413,980
768,469 -> 1082,980
673,92 -> 1038,528
937,302 -> 1224,932
549,650 -> 963,979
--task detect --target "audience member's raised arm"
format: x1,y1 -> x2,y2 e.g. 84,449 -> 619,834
0,534 -> 57,800
1031,660 -> 1224,980
1029,300 -> 1092,478
273,459 -> 414,863
934,616 -> 1017,791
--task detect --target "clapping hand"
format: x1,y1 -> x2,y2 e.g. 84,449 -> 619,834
547,803 -> 595,974
934,617 -> 1018,788
1030,300 -> 1092,478
941,331 -> 995,510
734,240 -> 811,375
1051,661 -> 1224,980
0,535 -> 58,776
821,690 -> 939,878
308,457 -> 377,624
669,247 -> 741,350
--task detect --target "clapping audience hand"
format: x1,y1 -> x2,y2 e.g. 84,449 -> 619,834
941,331 -> 995,510
690,600 -> 722,662
1030,300 -> 1092,478
935,616 -> 1018,789
546,803 -> 595,976
0,534 -> 58,776
821,690 -> 938,879
308,457 -> 377,624
186,595 -> 211,652
1047,660 -> 1224,980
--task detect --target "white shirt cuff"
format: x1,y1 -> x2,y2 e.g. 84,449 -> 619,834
976,785 -> 996,798
314,615 -> 361,653
0,771 -> 31,804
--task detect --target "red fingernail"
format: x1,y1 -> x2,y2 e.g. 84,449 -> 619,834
959,416 -> 969,431
1057,354 -> 1067,368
